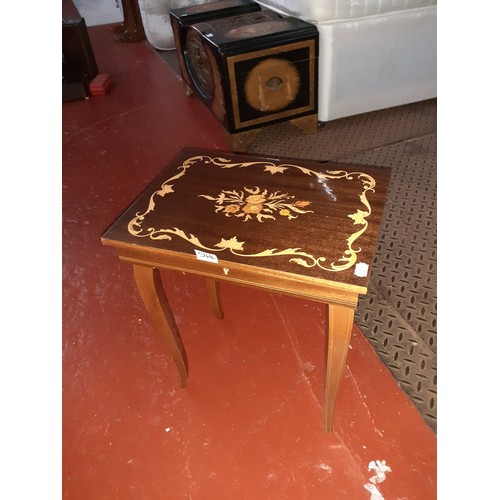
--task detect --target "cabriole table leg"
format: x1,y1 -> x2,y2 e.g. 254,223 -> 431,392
133,265 -> 188,387
323,302 -> 355,432
206,278 -> 224,319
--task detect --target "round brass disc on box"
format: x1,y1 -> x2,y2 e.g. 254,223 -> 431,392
244,58 -> 300,112
185,28 -> 214,99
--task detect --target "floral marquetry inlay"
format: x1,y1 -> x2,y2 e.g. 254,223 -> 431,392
199,186 -> 313,222
127,154 -> 379,274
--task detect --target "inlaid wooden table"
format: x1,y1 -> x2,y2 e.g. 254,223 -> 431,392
102,147 -> 391,432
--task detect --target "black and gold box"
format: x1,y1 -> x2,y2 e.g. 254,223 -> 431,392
170,0 -> 262,93
170,6 -> 319,149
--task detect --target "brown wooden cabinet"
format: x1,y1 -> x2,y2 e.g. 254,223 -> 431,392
62,17 -> 99,101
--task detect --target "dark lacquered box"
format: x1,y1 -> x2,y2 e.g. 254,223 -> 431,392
170,7 -> 319,149
170,0 -> 262,93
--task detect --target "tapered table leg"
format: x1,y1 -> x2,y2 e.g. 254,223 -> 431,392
206,278 -> 224,319
323,303 -> 355,432
133,265 -> 188,387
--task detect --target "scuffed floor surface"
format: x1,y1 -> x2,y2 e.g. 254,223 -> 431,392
62,23 -> 436,499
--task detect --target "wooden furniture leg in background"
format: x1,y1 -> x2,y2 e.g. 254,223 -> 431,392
133,265 -> 188,386
111,0 -> 145,42
290,114 -> 318,134
323,302 -> 355,432
230,129 -> 262,152
206,278 -> 224,319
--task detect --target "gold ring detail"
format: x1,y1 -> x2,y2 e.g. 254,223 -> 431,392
244,58 -> 300,112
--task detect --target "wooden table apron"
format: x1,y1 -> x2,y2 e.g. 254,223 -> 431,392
102,148 -> 391,432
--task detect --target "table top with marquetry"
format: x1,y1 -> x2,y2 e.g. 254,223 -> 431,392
102,147 -> 391,301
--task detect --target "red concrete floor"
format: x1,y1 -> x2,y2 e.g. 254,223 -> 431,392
62,24 -> 436,499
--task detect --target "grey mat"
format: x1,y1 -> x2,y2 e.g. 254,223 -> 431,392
338,134 -> 437,432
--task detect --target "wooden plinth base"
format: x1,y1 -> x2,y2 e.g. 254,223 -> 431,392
230,114 -> 318,152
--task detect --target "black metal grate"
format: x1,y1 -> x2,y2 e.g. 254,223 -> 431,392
341,134 -> 437,432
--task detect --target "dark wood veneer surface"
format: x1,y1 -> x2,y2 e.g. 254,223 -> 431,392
103,148 -> 391,291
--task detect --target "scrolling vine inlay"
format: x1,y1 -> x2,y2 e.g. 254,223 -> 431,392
127,155 -> 377,273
